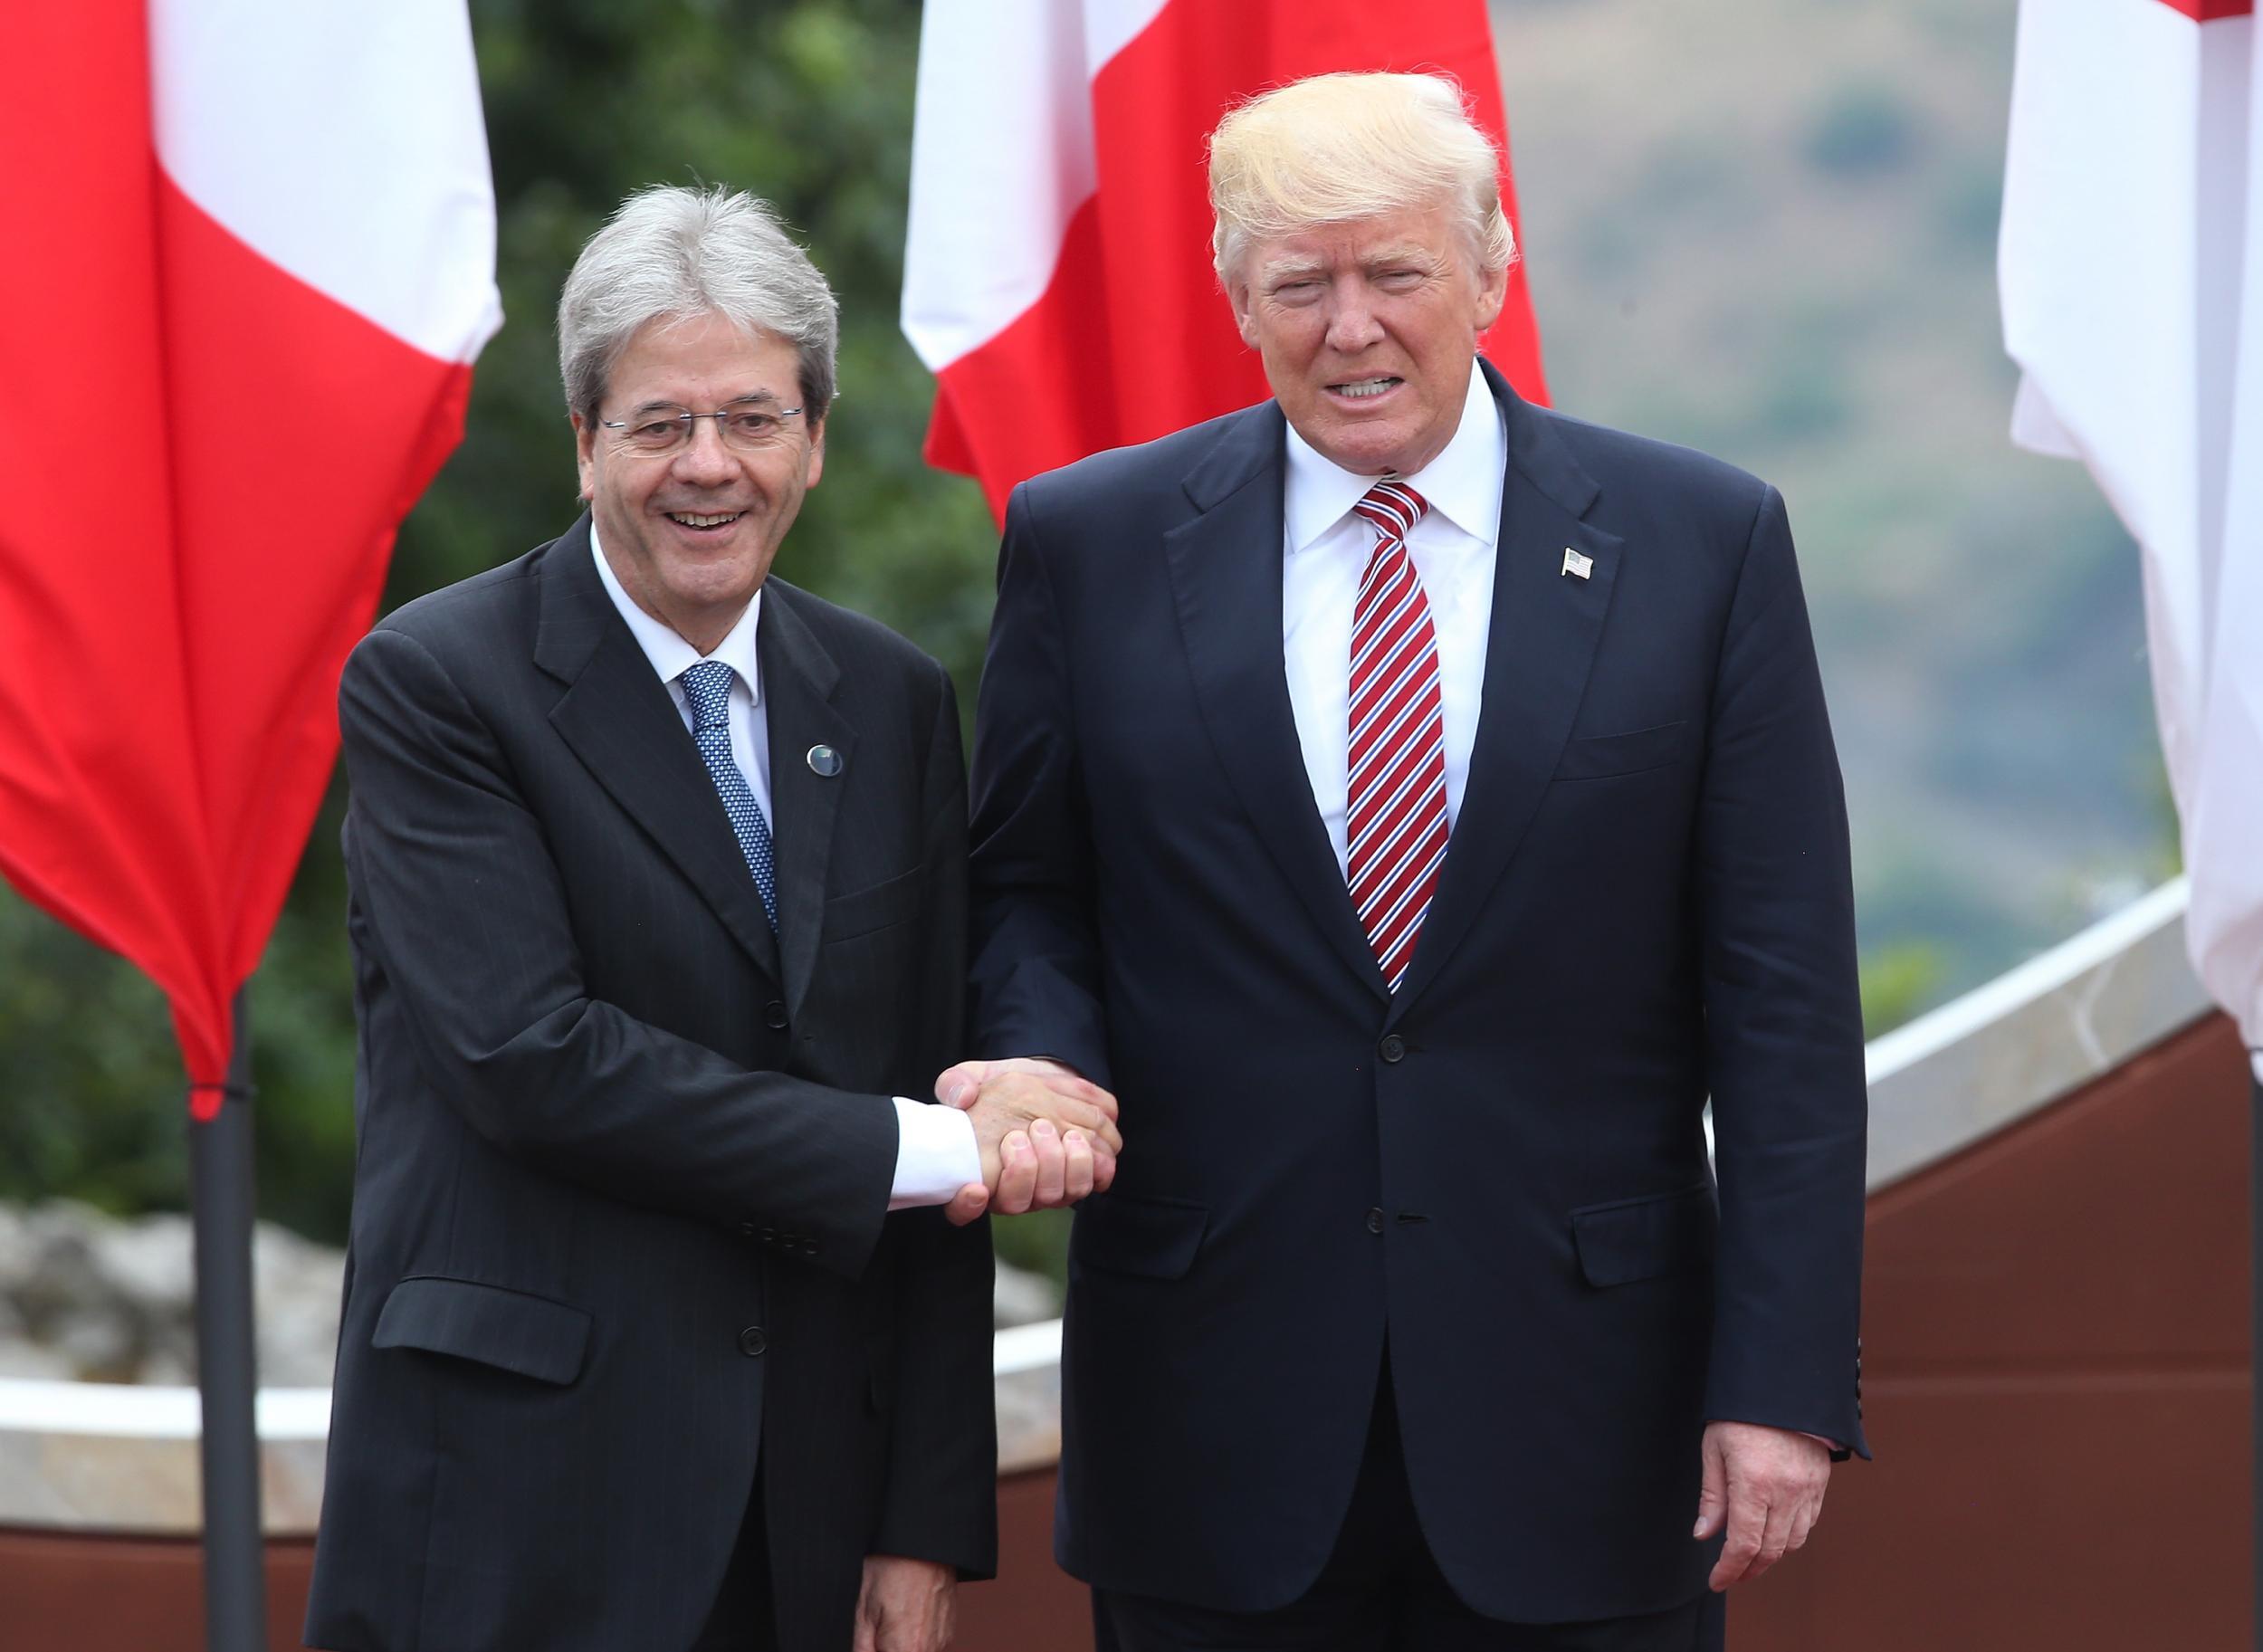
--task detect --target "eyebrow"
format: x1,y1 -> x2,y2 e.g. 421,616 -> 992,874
1256,245 -> 1444,287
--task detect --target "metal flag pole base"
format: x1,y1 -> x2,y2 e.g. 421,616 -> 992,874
191,990 -> 269,1649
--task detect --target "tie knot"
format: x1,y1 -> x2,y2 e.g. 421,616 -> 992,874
1352,482 -> 1429,544
681,659 -> 735,730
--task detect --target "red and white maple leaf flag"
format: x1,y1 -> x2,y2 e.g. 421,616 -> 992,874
2001,0 -> 2263,1071
902,0 -> 1549,520
0,1 -> 501,1111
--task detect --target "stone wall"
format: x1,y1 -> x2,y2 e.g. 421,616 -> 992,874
0,1200 -> 1060,1388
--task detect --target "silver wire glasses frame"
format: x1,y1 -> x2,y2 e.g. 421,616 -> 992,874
599,406 -> 807,456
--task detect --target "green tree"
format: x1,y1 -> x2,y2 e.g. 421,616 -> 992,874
1857,941 -> 1949,1040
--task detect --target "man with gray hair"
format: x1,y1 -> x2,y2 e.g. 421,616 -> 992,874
306,185 -> 1118,1652
963,72 -> 1867,1649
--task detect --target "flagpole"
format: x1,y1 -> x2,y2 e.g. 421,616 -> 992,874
191,989 -> 268,1649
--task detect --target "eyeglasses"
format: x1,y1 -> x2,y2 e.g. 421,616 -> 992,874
599,405 -> 807,456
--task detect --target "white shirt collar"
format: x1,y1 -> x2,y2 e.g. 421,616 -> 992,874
1283,358 -> 1504,555
588,519 -> 763,705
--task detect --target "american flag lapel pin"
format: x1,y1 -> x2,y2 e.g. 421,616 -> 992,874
1561,546 -> 1593,580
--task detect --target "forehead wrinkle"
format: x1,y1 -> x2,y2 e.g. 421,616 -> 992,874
625,387 -> 788,416
1359,241 -> 1447,272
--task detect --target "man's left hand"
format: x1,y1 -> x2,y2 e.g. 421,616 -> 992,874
1692,1421 -> 1830,1590
854,1556 -> 955,1652
936,1057 -> 1119,1224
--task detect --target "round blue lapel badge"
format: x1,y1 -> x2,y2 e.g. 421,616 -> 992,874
807,744 -> 843,778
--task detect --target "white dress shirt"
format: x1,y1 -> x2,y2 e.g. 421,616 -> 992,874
1283,358 -> 1507,874
589,526 -> 979,1208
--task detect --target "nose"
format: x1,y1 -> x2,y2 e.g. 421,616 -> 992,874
672,416 -> 738,485
1322,277 -> 1385,354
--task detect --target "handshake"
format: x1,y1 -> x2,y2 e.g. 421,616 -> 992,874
931,1058 -> 1122,1227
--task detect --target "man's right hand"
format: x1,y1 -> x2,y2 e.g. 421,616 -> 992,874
934,1058 -> 1121,1226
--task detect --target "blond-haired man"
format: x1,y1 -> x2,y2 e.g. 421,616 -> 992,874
960,72 -> 1867,1649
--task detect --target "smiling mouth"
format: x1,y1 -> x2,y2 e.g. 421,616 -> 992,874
1329,377 -> 1402,400
666,511 -> 745,531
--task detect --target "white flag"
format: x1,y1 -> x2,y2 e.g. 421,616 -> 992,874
2000,0 -> 2263,1069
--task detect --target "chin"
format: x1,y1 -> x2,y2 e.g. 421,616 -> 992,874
1321,428 -> 1414,474
664,562 -> 756,604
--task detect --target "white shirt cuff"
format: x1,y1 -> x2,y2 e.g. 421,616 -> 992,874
888,1097 -> 981,1209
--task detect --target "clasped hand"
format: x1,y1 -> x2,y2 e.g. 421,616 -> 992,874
931,1058 -> 1121,1226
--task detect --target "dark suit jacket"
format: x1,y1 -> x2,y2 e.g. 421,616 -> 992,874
305,517 -> 995,1652
968,363 -> 1868,1624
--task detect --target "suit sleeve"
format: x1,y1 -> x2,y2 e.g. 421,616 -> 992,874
1695,485 -> 1871,1458
871,668 -> 1000,1578
966,483 -> 1113,1084
338,623 -> 900,1282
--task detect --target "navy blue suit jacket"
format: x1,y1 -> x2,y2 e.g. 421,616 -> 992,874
968,363 -> 1868,1622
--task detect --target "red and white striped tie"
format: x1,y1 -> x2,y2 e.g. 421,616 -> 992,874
1347,482 -> 1448,991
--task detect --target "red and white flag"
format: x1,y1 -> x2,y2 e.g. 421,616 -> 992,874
2000,0 -> 2263,1066
0,1 -> 501,1106
902,0 -> 1548,520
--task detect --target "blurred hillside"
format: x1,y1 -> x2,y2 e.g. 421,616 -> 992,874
1494,0 -> 2170,1017
0,0 -> 2169,1250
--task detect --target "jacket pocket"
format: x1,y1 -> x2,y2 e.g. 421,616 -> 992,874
1072,1191 -> 1209,1280
824,864 -> 928,942
372,1275 -> 592,1385
1553,720 -> 1690,781
1569,1182 -> 1716,1288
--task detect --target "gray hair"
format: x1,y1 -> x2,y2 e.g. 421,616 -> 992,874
1208,72 -> 1515,287
558,185 -> 839,426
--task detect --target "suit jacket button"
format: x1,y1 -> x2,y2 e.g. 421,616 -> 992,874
801,1238 -> 821,1257
764,1000 -> 789,1031
1378,1035 -> 1406,1064
1366,1208 -> 1386,1235
738,1325 -> 768,1358
738,1221 -> 759,1239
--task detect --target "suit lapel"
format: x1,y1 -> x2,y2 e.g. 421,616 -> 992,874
1165,406 -> 1392,1005
1389,364 -> 1624,1017
756,582 -> 855,1024
536,516 -> 784,987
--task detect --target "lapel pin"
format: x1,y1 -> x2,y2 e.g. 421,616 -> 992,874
807,744 -> 843,778
1561,547 -> 1593,581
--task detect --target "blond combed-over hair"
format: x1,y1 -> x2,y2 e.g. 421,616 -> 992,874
1207,72 -> 1515,286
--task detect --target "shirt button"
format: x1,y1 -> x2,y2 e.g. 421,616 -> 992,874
1366,1208 -> 1386,1235
763,1001 -> 789,1031
738,1325 -> 768,1358
1378,1035 -> 1406,1064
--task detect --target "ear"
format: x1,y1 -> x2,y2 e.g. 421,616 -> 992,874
1227,277 -> 1263,349
571,413 -> 597,501
1472,258 -> 1509,337
803,419 -> 826,492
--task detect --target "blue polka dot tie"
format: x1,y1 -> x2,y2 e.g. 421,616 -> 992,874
680,660 -> 778,931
